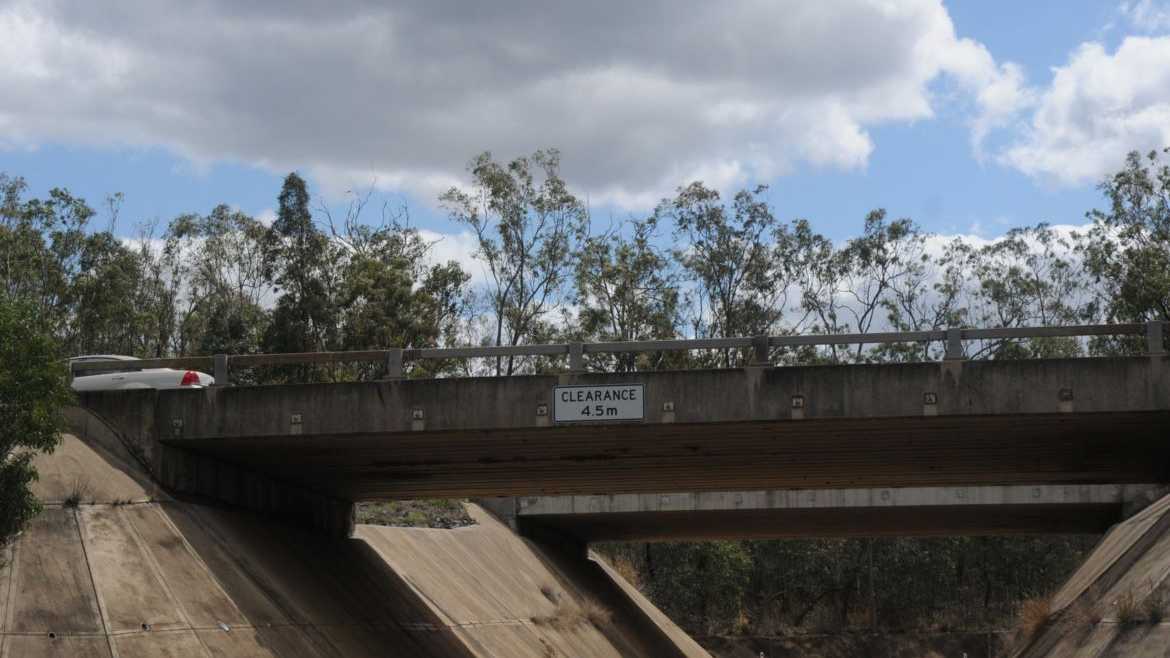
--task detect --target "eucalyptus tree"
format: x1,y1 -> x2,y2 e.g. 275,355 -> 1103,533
658,183 -> 795,366
440,149 -> 587,375
338,246 -> 470,374
318,186 -> 471,364
70,231 -> 170,356
959,224 -> 1088,359
572,217 -> 681,371
0,176 -> 91,337
164,205 -> 269,356
1083,149 -> 1170,329
0,176 -> 168,356
836,212 -> 929,359
263,173 -> 342,359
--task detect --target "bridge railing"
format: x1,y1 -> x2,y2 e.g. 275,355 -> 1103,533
70,320 -> 1168,384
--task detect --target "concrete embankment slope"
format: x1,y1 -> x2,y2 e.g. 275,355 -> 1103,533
0,410 -> 708,657
1013,492 -> 1170,657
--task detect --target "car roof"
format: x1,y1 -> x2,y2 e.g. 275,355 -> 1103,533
69,355 -> 141,362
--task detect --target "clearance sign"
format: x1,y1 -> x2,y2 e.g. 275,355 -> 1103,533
553,384 -> 645,422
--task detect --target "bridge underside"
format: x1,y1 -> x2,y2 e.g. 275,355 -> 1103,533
520,504 -> 1118,541
169,410 -> 1170,500
504,485 -> 1159,542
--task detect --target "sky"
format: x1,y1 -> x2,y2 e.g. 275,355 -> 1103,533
2,1 -> 1170,245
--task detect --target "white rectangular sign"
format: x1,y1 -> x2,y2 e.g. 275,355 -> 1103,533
553,384 -> 645,422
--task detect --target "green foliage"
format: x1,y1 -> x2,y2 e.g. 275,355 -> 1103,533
0,175 -> 171,356
573,217 -> 682,371
0,295 -> 71,540
600,535 -> 1095,637
662,183 -> 785,350
263,172 -> 342,360
441,149 -> 588,374
643,541 -> 753,635
165,204 -> 269,356
1084,148 -> 1170,328
339,245 -> 469,357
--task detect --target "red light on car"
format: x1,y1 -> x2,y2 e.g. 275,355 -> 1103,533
180,371 -> 200,386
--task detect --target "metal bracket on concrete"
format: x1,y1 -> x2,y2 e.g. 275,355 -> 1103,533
923,391 -> 938,416
790,394 -> 805,420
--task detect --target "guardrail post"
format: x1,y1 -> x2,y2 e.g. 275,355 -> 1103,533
213,354 -> 229,386
944,328 -> 964,360
751,335 -> 771,366
1148,320 -> 1166,355
569,343 -> 585,374
385,348 -> 404,380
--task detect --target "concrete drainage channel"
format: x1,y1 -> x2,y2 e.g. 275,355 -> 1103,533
0,411 -> 710,658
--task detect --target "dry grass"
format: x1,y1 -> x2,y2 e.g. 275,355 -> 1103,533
607,554 -> 642,590
531,585 -> 611,631
580,597 -> 612,628
1115,589 -> 1142,626
1016,596 -> 1052,638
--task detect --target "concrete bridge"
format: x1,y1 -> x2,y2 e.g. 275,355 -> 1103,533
75,322 -> 1170,538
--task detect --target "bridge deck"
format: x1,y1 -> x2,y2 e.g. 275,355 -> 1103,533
167,410 -> 1170,499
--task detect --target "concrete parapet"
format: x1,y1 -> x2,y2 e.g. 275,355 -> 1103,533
99,356 -> 1170,440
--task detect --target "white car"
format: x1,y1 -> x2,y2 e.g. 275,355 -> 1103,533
70,355 -> 215,391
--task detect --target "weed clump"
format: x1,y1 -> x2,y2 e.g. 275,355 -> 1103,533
63,477 -> 91,508
531,585 -> 611,631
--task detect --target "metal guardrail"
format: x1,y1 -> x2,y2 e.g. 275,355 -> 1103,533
70,321 -> 1168,384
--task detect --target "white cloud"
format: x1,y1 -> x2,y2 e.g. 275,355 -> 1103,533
418,229 -> 485,285
1002,36 -> 1170,184
255,208 -> 276,228
1119,0 -> 1170,32
0,0 -> 1023,208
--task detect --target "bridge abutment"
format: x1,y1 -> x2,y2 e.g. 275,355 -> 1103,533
71,398 -> 355,537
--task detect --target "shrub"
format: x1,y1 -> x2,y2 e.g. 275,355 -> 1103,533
0,296 -> 71,540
